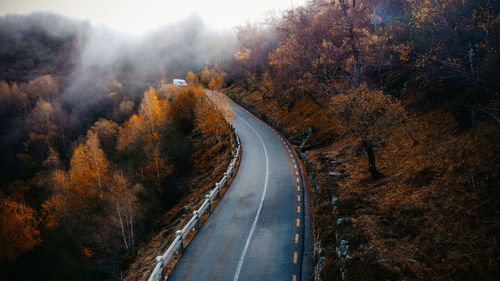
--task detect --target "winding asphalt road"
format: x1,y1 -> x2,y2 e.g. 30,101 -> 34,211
168,100 -> 312,281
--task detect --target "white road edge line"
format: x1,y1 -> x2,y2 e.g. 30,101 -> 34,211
233,114 -> 270,281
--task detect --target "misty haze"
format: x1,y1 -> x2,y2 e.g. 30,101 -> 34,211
0,1 -> 498,281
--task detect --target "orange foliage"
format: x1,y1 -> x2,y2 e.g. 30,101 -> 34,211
82,247 -> 94,258
141,132 -> 172,191
0,196 -> 41,263
117,89 -> 169,151
186,71 -> 199,85
196,90 -> 232,145
41,194 -> 63,230
70,130 -> 109,193
208,74 -> 223,90
44,130 -> 110,226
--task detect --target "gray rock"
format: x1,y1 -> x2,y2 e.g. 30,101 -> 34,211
337,218 -> 349,225
340,240 -> 349,247
328,172 -> 342,177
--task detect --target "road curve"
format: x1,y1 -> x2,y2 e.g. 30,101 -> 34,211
168,101 -> 312,281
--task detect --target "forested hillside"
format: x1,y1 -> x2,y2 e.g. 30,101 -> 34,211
0,12 -> 235,281
1,1 -> 499,280
223,0 -> 499,280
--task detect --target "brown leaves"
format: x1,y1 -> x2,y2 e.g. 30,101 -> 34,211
330,83 -> 406,142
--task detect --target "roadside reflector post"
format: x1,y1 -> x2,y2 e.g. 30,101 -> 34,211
176,230 -> 184,254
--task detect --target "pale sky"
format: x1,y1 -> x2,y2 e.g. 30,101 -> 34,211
0,0 -> 306,33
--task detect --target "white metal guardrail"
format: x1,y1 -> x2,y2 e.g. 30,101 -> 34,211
148,133 -> 241,281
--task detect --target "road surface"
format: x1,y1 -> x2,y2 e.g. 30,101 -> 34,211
168,101 -> 312,281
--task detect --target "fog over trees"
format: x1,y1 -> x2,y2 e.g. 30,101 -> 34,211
1,0 -> 499,280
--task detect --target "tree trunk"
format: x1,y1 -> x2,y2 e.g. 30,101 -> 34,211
405,127 -> 419,146
363,140 -> 383,179
117,204 -> 129,250
339,0 -> 360,87
128,198 -> 135,250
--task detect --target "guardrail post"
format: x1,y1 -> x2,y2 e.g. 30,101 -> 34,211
233,156 -> 238,175
176,230 -> 184,254
193,211 -> 199,230
205,195 -> 211,210
223,173 -> 228,186
215,183 -> 220,198
156,256 -> 165,281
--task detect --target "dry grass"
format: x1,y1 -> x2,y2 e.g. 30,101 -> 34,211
226,84 -> 500,280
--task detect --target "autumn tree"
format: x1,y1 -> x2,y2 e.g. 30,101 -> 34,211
117,89 -> 168,151
0,195 -> 41,263
43,129 -> 143,253
186,71 -> 199,85
19,99 -> 69,170
0,81 -> 29,118
234,21 -> 279,77
90,118 -> 120,157
142,132 -> 172,193
117,89 -> 173,197
330,83 -> 405,179
106,171 -> 142,250
200,66 -> 212,86
196,92 -> 232,145
205,88 -> 234,120
25,74 -> 59,102
44,130 -> 110,236
200,65 -> 228,88
167,86 -> 197,133
112,99 -> 135,122
208,74 -> 223,91
269,0 -> 386,102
